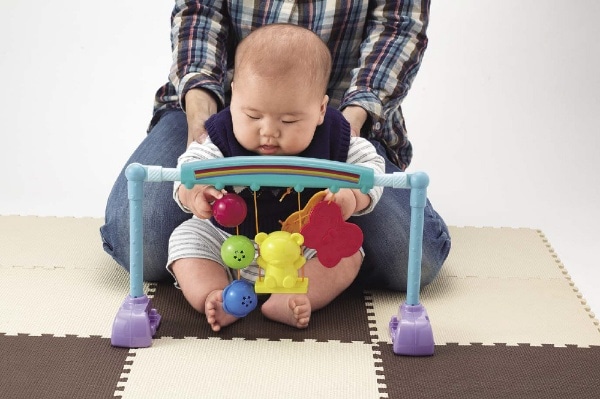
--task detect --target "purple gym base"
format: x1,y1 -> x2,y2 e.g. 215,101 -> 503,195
389,303 -> 434,356
111,295 -> 161,348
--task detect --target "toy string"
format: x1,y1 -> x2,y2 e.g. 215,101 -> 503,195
297,192 -> 302,231
236,224 -> 241,280
297,191 -> 305,281
251,188 -> 311,283
253,190 -> 259,235
253,190 -> 261,281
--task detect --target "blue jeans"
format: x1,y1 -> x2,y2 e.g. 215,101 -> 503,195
100,109 -> 451,290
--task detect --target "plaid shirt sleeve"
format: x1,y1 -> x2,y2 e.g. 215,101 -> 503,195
341,0 -> 430,168
343,0 -> 429,107
156,0 -> 230,112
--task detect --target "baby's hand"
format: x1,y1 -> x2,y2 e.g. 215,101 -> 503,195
178,184 -> 225,219
324,189 -> 357,220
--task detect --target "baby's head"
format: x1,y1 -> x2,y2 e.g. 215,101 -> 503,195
230,24 -> 332,155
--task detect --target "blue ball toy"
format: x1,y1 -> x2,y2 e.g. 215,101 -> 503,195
222,280 -> 258,317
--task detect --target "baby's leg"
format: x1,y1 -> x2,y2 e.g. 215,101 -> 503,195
205,288 -> 239,332
261,251 -> 362,328
171,258 -> 238,331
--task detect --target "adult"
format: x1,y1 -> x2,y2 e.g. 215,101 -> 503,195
101,0 -> 451,291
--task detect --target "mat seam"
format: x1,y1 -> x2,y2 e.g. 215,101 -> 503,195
536,229 -> 600,332
114,350 -> 135,398
364,291 -> 389,398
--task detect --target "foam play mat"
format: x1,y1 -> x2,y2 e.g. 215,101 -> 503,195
1,216 -> 599,398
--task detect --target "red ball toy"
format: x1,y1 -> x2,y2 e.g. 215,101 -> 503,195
212,193 -> 248,227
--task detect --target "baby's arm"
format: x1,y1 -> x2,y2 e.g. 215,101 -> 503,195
324,188 -> 369,220
325,137 -> 385,218
174,138 -> 226,217
177,184 -> 224,219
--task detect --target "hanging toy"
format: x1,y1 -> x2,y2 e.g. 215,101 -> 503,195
221,235 -> 258,317
280,190 -> 327,234
213,192 -> 248,228
301,201 -> 363,268
221,235 -> 255,270
254,231 -> 308,294
222,280 -> 258,317
215,192 -> 258,317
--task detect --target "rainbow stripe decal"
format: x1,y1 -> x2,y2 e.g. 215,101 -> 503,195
193,164 -> 360,185
180,156 -> 375,192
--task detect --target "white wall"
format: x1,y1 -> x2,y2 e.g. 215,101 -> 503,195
1,1 -> 599,317
0,1 -> 173,216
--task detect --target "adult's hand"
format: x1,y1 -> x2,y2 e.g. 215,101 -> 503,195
342,105 -> 368,138
184,89 -> 218,146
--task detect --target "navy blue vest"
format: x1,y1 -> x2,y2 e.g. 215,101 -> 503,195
204,106 -> 351,236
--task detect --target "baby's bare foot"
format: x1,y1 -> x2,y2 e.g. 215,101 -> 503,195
262,294 -> 311,329
205,290 -> 239,332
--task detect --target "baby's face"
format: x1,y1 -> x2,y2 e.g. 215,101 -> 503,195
230,72 -> 327,156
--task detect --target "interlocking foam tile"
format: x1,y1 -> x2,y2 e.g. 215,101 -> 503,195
0,334 -> 129,399
2,216 -> 600,399
117,337 -> 382,399
0,215 -> 113,269
375,342 -> 600,399
149,281 -> 373,343
368,276 -> 600,347
0,264 -> 154,337
441,226 -> 566,279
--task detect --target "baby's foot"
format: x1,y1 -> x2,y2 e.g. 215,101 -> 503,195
262,294 -> 312,329
205,290 -> 239,332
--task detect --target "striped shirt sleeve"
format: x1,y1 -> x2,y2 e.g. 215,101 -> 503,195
173,138 -> 224,212
347,137 -> 385,215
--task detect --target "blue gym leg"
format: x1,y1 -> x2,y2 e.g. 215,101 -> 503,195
111,164 -> 161,348
389,172 -> 434,356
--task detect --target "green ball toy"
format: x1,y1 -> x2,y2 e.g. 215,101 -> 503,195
221,235 -> 255,269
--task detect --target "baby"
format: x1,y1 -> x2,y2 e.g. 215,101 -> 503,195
168,24 -> 384,331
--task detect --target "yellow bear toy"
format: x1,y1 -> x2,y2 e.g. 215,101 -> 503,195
254,231 -> 308,294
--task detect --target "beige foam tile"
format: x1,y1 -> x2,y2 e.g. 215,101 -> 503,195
117,337 -> 382,399
0,215 -> 114,269
0,265 -> 153,338
441,226 -> 565,279
0,217 -> 564,279
369,276 -> 600,347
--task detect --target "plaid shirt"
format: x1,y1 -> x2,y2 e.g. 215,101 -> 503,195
154,0 -> 430,169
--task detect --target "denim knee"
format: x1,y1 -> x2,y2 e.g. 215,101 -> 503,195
353,139 -> 451,291
355,198 -> 450,291
100,109 -> 190,282
419,203 -> 452,287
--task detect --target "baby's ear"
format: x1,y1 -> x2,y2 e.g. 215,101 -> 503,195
317,94 -> 329,125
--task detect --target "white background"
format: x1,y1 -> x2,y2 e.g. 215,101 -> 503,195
1,2 -> 598,317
